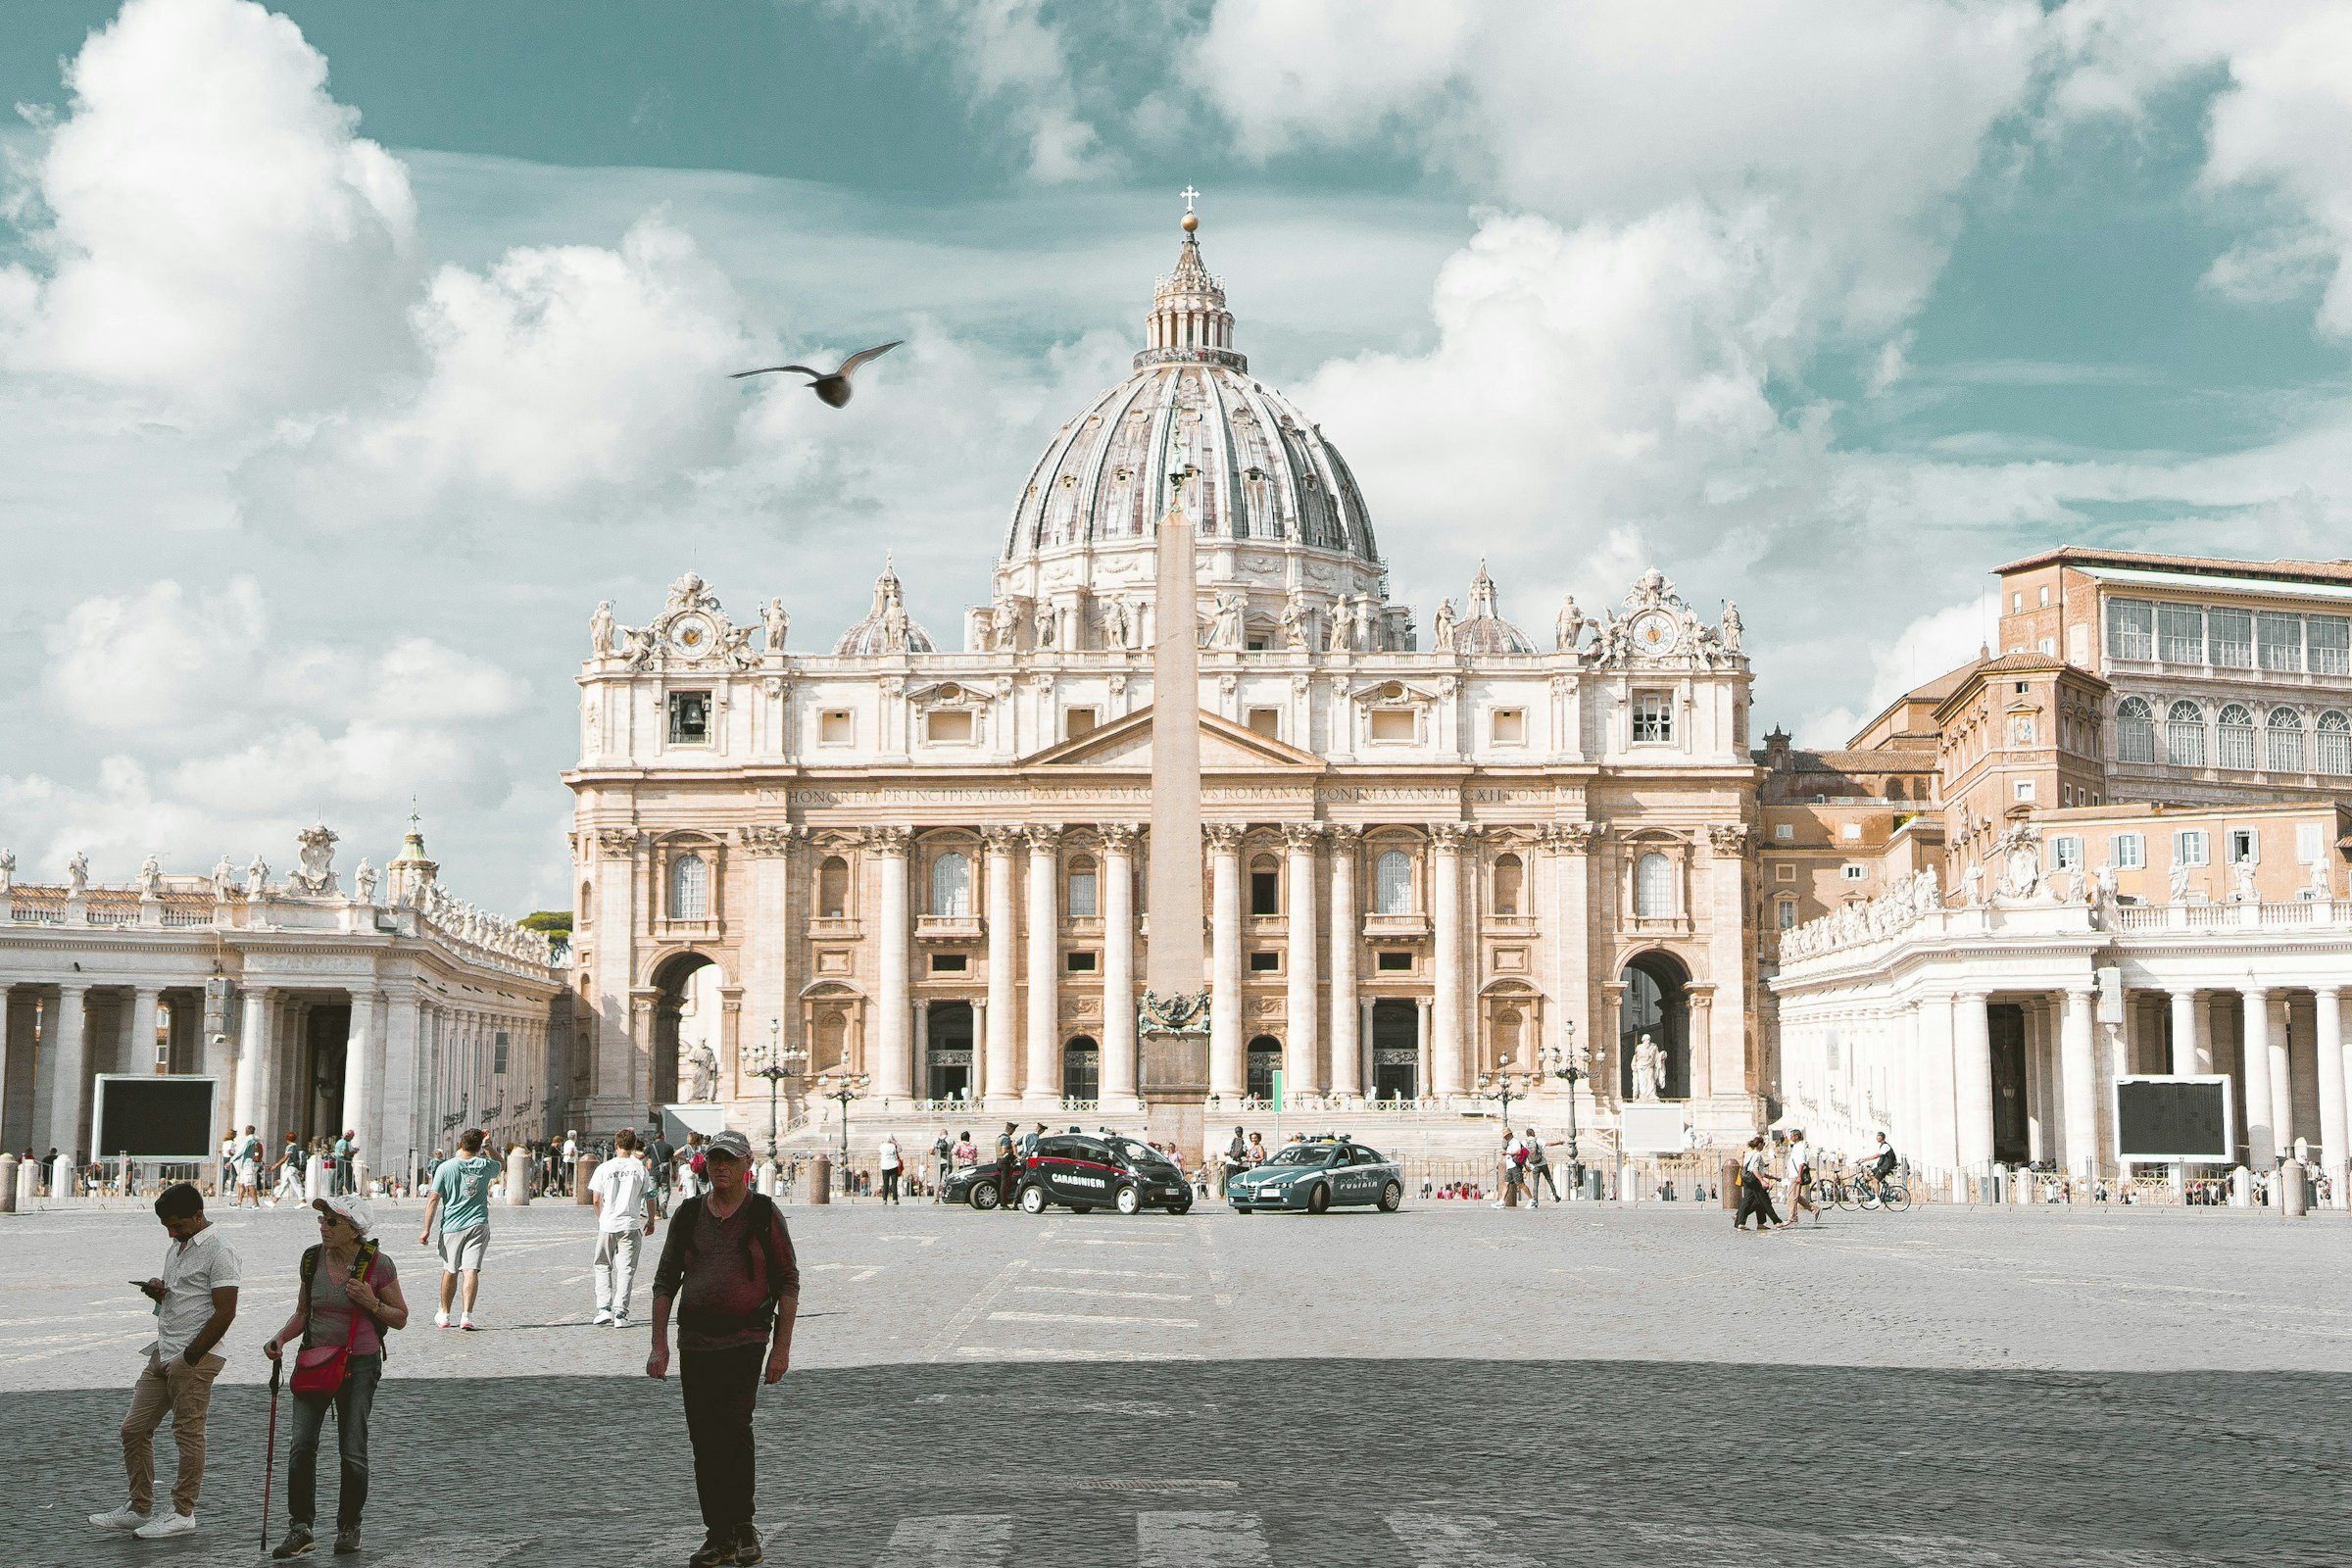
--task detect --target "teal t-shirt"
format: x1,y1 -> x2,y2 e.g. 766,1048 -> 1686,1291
432,1154 -> 500,1232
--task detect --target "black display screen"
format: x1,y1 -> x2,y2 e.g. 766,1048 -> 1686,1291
93,1078 -> 219,1159
2115,1078 -> 2231,1160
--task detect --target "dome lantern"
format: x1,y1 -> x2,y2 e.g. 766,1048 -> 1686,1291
1138,192 -> 1242,372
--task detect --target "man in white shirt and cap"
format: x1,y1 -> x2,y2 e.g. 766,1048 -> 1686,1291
589,1128 -> 658,1326
89,1182 -> 241,1541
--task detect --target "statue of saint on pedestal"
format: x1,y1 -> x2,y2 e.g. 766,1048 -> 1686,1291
685,1042 -> 719,1102
1631,1033 -> 1665,1102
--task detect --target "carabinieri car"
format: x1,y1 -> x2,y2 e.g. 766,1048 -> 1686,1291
1013,1133 -> 1195,1215
1228,1138 -> 1405,1214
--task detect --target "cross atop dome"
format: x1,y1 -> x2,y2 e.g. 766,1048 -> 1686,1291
1181,184 -> 1200,232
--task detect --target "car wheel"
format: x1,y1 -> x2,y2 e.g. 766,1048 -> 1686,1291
1377,1180 -> 1402,1213
1018,1184 -> 1049,1215
1306,1182 -> 1331,1215
1114,1185 -> 1143,1215
968,1184 -> 1000,1211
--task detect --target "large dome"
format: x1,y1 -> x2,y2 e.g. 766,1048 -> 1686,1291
997,220 -> 1380,597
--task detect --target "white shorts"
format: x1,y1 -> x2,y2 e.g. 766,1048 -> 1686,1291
438,1224 -> 489,1273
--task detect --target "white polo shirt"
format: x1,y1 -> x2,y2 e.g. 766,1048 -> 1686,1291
147,1224 -> 242,1363
588,1152 -> 653,1234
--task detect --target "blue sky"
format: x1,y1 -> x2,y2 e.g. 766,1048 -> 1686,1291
6,0 -> 2352,913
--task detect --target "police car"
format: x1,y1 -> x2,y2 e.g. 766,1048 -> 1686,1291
1015,1134 -> 1194,1215
1228,1138 -> 1404,1214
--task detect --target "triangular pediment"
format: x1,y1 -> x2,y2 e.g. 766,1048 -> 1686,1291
1024,704 -> 1323,771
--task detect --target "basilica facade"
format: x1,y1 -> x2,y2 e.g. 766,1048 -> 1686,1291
564,219 -> 1764,1156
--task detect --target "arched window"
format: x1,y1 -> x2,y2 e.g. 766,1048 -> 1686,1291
930,852 -> 970,917
1066,856 -> 1098,918
1494,1006 -> 1523,1068
1492,854 -> 1523,916
1375,850 -> 1412,915
1246,1036 -> 1283,1102
2267,707 -> 2306,773
2165,700 -> 2206,767
1061,1036 -> 1100,1101
2320,710 -> 2352,776
578,882 -> 593,927
2116,697 -> 2155,763
1250,854 -> 1280,916
2216,703 -> 2255,770
817,857 -> 850,919
1635,852 -> 1674,918
669,853 -> 709,920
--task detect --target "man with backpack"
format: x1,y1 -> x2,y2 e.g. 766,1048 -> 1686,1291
930,1131 -> 952,1202
1522,1124 -> 1561,1205
649,1127 -> 677,1217
647,1131 -> 799,1568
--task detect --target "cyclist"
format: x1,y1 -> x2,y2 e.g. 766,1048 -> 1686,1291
1853,1132 -> 1899,1201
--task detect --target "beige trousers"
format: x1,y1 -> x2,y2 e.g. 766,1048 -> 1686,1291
122,1350 -> 223,1517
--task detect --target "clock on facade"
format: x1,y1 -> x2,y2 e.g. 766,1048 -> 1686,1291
669,614 -> 714,655
1628,608 -> 1680,656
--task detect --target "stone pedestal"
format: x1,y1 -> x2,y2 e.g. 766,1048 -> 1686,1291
2230,1165 -> 2251,1206
53,1154 -> 74,1200
15,1156 -> 37,1210
809,1154 -> 832,1204
574,1153 -> 601,1203
0,1153 -> 15,1213
504,1147 -> 531,1205
1139,1028 -> 1210,1161
2280,1161 -> 2309,1218
305,1159 -> 325,1202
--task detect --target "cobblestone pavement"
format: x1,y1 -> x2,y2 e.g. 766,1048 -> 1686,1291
4,1197 -> 2346,1564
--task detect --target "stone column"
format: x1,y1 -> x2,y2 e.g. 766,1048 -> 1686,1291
2316,986 -> 2347,1207
2268,993 -> 2293,1154
343,989 -> 377,1164
910,1000 -> 928,1102
2061,986 -> 2098,1178
983,827 -> 1019,1106
128,987 -> 161,1076
1914,994 -> 1959,1176
1099,825 -> 1139,1109
232,986 -> 270,1137
1327,828 -> 1361,1100
1953,990 -> 1994,1173
1415,994 -> 1433,1100
1283,823 -> 1321,1102
2241,988 -> 2276,1168
871,828 -> 913,1102
1686,984 -> 1717,1102
41,986 -> 91,1157
1208,824 -> 1245,1099
2168,989 -> 2199,1076
1023,825 -> 1061,1106
1430,825 -> 1466,1099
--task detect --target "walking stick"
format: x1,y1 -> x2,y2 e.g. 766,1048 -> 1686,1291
260,1357 -> 282,1554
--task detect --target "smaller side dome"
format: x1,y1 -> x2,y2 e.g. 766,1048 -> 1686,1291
1446,561 -> 1536,655
834,558 -> 936,657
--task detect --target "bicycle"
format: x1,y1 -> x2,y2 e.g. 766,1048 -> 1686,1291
1852,1166 -> 1912,1213
1803,1170 -> 1853,1211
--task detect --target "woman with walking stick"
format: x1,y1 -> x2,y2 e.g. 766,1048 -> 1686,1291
262,1194 -> 409,1556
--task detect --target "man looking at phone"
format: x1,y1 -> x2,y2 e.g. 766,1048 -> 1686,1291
88,1182 -> 240,1541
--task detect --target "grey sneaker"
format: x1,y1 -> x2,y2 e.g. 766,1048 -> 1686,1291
334,1526 -> 362,1554
733,1522 -> 763,1564
272,1523 -> 316,1558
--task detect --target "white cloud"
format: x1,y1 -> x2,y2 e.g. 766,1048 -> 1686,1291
0,0 -> 418,422
46,576 -> 269,729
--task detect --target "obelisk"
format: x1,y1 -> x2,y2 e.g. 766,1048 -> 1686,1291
1138,484 -> 1212,1153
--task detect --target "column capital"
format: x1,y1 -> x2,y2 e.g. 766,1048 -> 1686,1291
864,826 -> 912,858
1203,822 -> 1245,852
1097,823 -> 1141,855
1326,823 -> 1363,848
1281,821 -> 1324,852
736,824 -> 804,858
981,825 -> 1022,856
2241,985 -> 2272,1003
1021,822 -> 1063,854
1428,821 -> 1468,851
1540,820 -> 1599,854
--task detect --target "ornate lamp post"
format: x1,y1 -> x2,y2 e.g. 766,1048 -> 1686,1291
828,1072 -> 870,1193
750,1019 -> 806,1180
1475,1069 -> 1537,1128
1542,1022 -> 1592,1191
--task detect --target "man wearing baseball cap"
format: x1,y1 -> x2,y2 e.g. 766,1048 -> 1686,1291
647,1129 -> 799,1567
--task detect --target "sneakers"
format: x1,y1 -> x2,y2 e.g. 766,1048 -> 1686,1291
271,1523 -> 316,1558
591,1309 -> 614,1327
459,1314 -> 477,1331
88,1504 -> 151,1532
433,1308 -> 449,1329
134,1512 -> 199,1541
333,1526 -> 362,1555
687,1527 -> 738,1567
733,1522 -> 763,1564
612,1312 -> 632,1329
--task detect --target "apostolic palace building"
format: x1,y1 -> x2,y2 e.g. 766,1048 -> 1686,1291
8,211 -> 2352,1202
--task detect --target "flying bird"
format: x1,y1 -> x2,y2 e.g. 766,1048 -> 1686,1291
730,339 -> 904,407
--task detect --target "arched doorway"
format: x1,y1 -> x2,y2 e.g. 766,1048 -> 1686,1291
1371,1000 -> 1419,1100
1246,1036 -> 1283,1102
1062,1036 -> 1100,1102
1619,952 -> 1690,1101
927,1001 -> 974,1102
649,950 -> 717,1108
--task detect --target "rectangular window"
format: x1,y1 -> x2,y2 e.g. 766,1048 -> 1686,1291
1063,707 -> 1099,740
1065,951 -> 1098,973
1777,900 -> 1796,930
1248,950 -> 1281,973
2309,614 -> 2351,676
1246,708 -> 1281,740
930,954 -> 968,974
2038,586 -> 2050,608
2227,827 -> 2259,865
2014,780 -> 2035,802
2174,829 -> 2209,866
1631,692 -> 1674,743
819,710 -> 854,745
1375,951 -> 1413,972
2156,603 -> 2204,664
2012,591 -> 2023,612
1066,867 -> 1098,918
1841,823 -> 1862,841
2051,836 -> 2082,871
1250,868 -> 1280,916
1490,708 -> 1526,745
2208,607 -> 2254,668
2106,598 -> 2153,662
493,1031 -> 510,1076
1774,823 -> 1794,841
1841,864 -> 1867,881
2298,821 -> 2325,862
1369,708 -> 1415,743
667,691 -> 711,745
2112,832 -> 2145,870
926,710 -> 974,744
2257,611 -> 2304,672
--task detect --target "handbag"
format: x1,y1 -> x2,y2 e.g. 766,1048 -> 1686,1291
290,1244 -> 375,1396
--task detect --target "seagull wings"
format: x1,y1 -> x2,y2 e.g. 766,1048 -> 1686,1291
837,339 -> 904,376
730,365 -> 821,379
